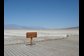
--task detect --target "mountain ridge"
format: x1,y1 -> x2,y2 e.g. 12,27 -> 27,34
4,24 -> 79,30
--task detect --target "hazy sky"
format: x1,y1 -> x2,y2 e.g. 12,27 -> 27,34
4,0 -> 79,28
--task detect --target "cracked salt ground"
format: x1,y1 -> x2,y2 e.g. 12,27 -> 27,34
4,35 -> 79,56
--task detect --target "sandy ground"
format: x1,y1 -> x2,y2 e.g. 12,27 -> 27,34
4,29 -> 79,56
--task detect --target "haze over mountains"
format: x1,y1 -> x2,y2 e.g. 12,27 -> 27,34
4,24 -> 79,30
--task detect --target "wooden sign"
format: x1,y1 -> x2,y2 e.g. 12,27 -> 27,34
26,32 -> 37,45
26,32 -> 37,38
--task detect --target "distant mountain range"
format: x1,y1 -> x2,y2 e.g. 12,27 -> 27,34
4,24 -> 79,30
4,24 -> 47,29
64,27 -> 79,29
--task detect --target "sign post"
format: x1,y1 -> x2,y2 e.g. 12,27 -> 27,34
26,32 -> 37,45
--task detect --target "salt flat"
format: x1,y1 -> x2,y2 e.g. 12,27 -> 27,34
4,29 -> 79,56
4,35 -> 79,56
